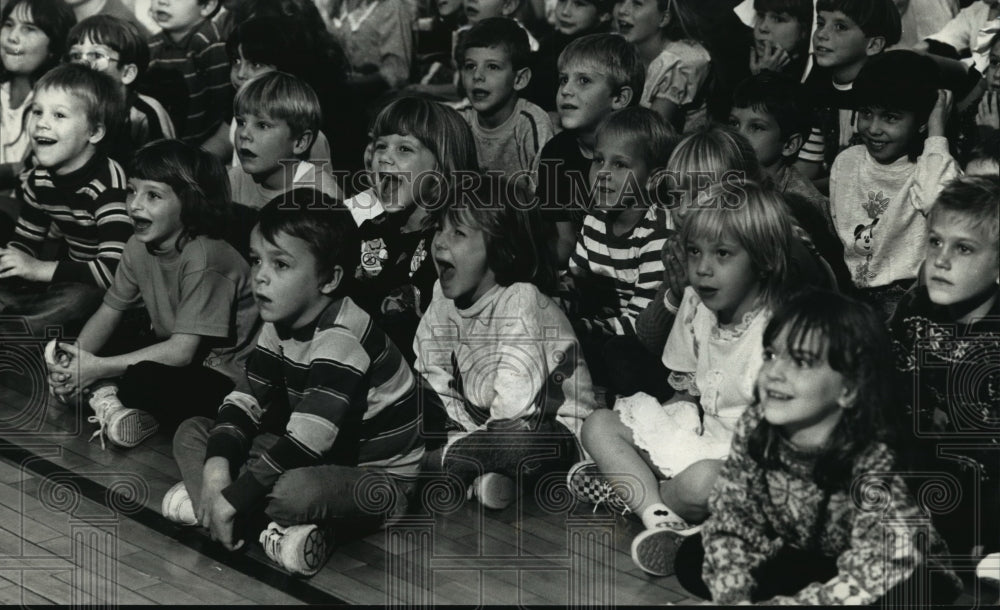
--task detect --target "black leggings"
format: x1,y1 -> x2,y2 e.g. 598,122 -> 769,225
117,361 -> 234,430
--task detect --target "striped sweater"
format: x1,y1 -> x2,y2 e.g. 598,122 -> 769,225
206,297 -> 425,513
565,205 -> 672,337
8,154 -> 131,288
145,18 -> 232,145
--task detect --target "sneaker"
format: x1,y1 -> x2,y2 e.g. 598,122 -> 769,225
88,385 -> 159,449
630,518 -> 701,577
978,553 -> 1000,585
566,460 -> 631,516
161,482 -> 198,526
468,473 -> 516,510
259,522 -> 333,576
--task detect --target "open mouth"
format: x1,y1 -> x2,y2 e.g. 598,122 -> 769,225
1,47 -> 24,56
33,136 -> 56,147
132,218 -> 152,232
254,292 -> 272,305
865,140 -> 888,152
617,20 -> 633,33
764,389 -> 792,400
237,147 -> 257,160
696,286 -> 718,299
153,10 -> 171,22
559,103 -> 578,112
435,257 -> 455,282
814,46 -> 832,54
470,88 -> 490,101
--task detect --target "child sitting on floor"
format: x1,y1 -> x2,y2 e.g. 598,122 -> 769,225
676,289 -> 963,605
570,181 -> 794,577
45,140 -> 260,450
166,189 -> 424,577
415,178 -> 596,511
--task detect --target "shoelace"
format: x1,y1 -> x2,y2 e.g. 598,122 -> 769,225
262,526 -> 284,560
87,399 -> 115,450
591,483 -> 631,516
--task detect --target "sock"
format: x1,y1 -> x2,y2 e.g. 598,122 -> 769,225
640,502 -> 679,529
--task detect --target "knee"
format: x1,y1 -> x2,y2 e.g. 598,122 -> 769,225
675,459 -> 723,504
581,408 -> 620,454
172,416 -> 213,461
266,469 -> 321,525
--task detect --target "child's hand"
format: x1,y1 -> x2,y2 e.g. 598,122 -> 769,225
0,248 -> 55,282
661,233 -> 687,307
208,494 -> 244,552
927,89 -> 953,138
749,40 -> 791,75
198,458 -> 232,526
49,343 -> 103,396
976,91 -> 1000,130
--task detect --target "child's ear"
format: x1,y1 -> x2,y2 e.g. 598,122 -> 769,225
598,12 -> 612,24
319,265 -> 344,295
864,36 -> 887,57
837,384 -> 858,409
781,132 -> 804,158
659,9 -> 671,29
611,86 -> 634,110
120,63 -> 139,86
292,130 -> 315,156
199,0 -> 219,18
501,0 -> 519,17
513,66 -> 531,91
87,123 -> 107,145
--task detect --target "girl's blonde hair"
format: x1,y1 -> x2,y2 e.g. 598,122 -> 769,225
680,181 -> 793,307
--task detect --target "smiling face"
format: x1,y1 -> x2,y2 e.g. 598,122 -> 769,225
432,214 -> 497,308
249,226 -> 337,329
371,132 -> 440,212
589,130 -> 650,209
230,44 -> 276,90
0,3 -> 51,76
754,10 -> 805,56
234,111 -> 305,188
686,231 -> 761,325
126,178 -> 185,253
150,0 -> 213,41
857,106 -> 921,165
613,0 -> 665,44
759,326 -> 852,448
812,10 -> 875,82
924,208 -> 1000,310
555,0 -> 607,36
27,87 -> 103,175
557,60 -> 624,133
460,45 -> 526,126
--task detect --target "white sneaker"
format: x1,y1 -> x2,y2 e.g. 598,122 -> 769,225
978,552 -> 1000,585
259,521 -> 333,576
468,473 -> 516,510
88,385 -> 159,449
161,482 -> 198,526
630,516 -> 701,577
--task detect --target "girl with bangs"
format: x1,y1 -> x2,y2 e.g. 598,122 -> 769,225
676,289 -> 962,605
415,177 -> 596,512
571,181 -> 794,577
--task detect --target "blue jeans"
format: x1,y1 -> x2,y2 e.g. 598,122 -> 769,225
0,279 -> 104,338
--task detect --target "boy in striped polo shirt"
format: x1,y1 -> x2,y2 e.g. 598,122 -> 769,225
167,190 -> 424,577
144,0 -> 231,145
0,64 -> 130,338
562,107 -> 675,397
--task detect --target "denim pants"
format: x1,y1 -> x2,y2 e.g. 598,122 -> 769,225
173,417 -> 413,530
0,279 -> 104,338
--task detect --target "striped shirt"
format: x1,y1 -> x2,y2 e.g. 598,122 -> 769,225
206,297 -> 425,513
8,154 -> 131,288
566,206 -> 672,337
145,18 -> 232,145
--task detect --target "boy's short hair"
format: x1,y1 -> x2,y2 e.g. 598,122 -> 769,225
596,107 -> 677,169
753,0 -> 813,26
968,129 -> 1000,168
455,17 -> 531,71
731,72 -> 811,140
557,33 -> 645,105
67,15 -> 151,79
33,64 -> 126,150
852,51 -> 938,122
929,175 -> 1000,244
816,0 -> 901,47
256,189 -> 361,287
233,71 -> 322,141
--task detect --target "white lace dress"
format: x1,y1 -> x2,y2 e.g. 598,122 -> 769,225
614,286 -> 771,477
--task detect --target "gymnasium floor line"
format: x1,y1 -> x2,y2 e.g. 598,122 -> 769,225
0,436 -> 347,605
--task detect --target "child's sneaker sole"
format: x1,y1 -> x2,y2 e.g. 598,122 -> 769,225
630,523 -> 697,577
469,473 -> 516,510
106,408 -> 159,448
260,522 -> 333,577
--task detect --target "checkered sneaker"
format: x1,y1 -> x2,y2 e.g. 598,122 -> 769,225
566,460 -> 632,516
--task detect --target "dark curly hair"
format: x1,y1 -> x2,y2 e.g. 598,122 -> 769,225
747,289 -> 897,491
129,139 -> 232,252
0,0 -> 76,84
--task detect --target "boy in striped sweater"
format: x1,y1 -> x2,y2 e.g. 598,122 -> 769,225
561,107 -> 675,395
168,190 -> 424,577
0,64 -> 130,338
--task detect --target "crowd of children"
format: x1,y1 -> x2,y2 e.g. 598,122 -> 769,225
0,0 -> 996,602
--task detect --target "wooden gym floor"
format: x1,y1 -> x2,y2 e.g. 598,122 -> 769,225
0,320 -> 990,606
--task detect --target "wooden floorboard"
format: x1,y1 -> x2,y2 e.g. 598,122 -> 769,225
0,377 -> 989,606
